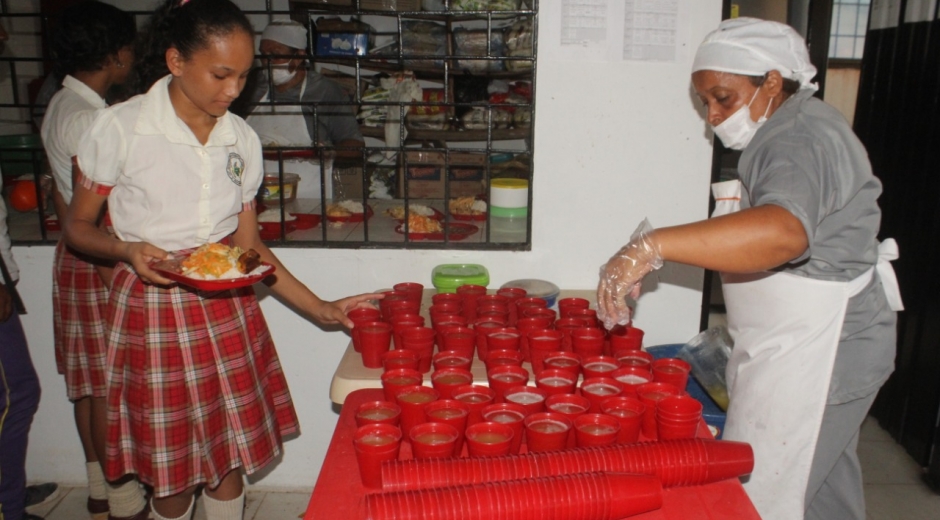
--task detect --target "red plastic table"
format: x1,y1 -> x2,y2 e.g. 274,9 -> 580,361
304,388 -> 761,519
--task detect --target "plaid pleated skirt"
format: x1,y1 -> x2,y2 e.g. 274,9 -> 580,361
103,263 -> 299,497
53,240 -> 109,400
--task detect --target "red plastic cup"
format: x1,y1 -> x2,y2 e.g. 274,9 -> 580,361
580,376 -> 624,413
452,384 -> 496,427
497,287 -> 527,325
568,307 -> 598,327
616,349 -> 653,369
570,327 -> 605,358
635,381 -> 683,439
610,325 -> 645,352
380,292 -> 414,321
545,393 -> 591,448
610,365 -> 654,395
382,349 -> 420,372
431,292 -> 462,305
581,355 -> 622,379
657,395 -> 703,441
429,302 -> 462,324
535,368 -> 577,396
353,423 -> 401,488
409,421 -> 459,459
485,364 -> 530,402
423,399 -> 470,456
524,412 -> 573,452
483,349 -> 525,371
399,326 -> 436,373
431,367 -> 474,399
485,327 -> 521,351
355,400 -> 402,428
472,318 -> 505,361
573,413 -> 621,448
651,357 -> 692,391
464,421 -> 514,457
557,297 -> 590,317
385,299 -> 419,321
543,351 -> 581,378
553,318 -> 584,352
432,350 -> 472,371
439,326 -> 476,358
393,282 -> 424,304
390,313 -> 424,349
481,402 -> 527,455
520,305 -> 557,324
380,368 -> 422,402
504,385 -> 548,416
600,396 -> 646,444
358,321 -> 392,369
527,329 -> 564,374
348,307 -> 381,352
456,284 -> 487,321
395,385 -> 439,439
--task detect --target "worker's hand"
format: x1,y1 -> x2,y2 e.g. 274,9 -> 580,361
597,218 -> 663,330
0,283 -> 12,322
311,292 -> 385,329
122,242 -> 172,286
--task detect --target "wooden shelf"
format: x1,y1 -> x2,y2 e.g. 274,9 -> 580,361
360,125 -> 529,142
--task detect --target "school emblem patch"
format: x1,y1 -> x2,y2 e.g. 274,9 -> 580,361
226,153 -> 245,186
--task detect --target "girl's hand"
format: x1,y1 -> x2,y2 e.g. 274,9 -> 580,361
123,242 -> 172,285
310,292 -> 385,329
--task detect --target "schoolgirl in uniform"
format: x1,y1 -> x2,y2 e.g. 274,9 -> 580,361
63,1 -> 378,519
40,3 -> 148,519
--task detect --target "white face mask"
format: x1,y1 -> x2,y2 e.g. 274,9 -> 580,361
269,63 -> 297,86
712,84 -> 772,151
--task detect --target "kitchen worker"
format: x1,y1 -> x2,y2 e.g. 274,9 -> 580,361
64,1 -> 380,519
596,17 -> 902,520
40,3 -> 150,519
245,20 -> 364,199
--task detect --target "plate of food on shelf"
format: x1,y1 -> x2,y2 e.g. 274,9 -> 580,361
395,214 -> 479,241
150,243 -> 275,291
257,208 -> 298,239
449,196 -> 488,221
385,203 -> 444,222
326,200 -> 374,223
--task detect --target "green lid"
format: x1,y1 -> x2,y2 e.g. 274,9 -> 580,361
432,264 -> 490,293
490,206 -> 528,218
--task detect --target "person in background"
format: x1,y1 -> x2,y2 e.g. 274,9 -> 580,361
0,18 -> 60,520
244,20 -> 364,199
596,18 -> 901,520
39,3 -> 149,520
64,1 -> 380,519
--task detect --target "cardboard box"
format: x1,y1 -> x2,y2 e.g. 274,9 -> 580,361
333,166 -> 365,199
315,32 -> 370,56
399,151 -> 487,199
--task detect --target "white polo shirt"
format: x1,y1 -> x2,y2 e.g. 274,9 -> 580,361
41,75 -> 107,205
76,75 -> 263,252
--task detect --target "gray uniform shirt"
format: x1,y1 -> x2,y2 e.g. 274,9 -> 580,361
250,69 -> 362,145
737,88 -> 896,404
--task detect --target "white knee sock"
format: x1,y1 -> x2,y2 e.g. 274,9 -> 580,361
85,462 -> 108,501
203,490 -> 245,520
151,496 -> 194,520
106,479 -> 147,517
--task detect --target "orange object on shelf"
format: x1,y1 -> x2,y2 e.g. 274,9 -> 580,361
9,179 -> 38,212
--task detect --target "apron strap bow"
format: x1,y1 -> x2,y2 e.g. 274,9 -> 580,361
876,238 -> 904,311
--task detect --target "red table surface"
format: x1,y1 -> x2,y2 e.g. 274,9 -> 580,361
305,388 -> 760,519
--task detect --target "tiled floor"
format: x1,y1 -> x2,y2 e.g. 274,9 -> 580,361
27,416 -> 940,519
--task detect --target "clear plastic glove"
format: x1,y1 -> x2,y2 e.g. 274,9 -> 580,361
597,218 -> 663,330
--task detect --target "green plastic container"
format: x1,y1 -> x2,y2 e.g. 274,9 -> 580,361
431,264 -> 490,293
0,134 -> 43,177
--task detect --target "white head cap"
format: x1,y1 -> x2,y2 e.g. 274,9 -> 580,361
692,17 -> 818,91
261,20 -> 308,51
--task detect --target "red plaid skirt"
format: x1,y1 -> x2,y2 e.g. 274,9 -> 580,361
103,262 -> 299,497
53,240 -> 109,400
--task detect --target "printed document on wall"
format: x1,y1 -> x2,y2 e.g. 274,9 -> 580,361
554,0 -> 690,63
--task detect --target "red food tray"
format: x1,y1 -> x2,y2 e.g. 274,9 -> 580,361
304,389 -> 761,519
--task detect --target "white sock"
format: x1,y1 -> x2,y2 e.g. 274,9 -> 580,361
106,479 -> 147,517
151,496 -> 194,520
85,462 -> 108,501
203,490 -> 245,520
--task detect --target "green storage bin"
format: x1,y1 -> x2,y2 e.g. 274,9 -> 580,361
0,134 -> 44,177
431,264 -> 489,293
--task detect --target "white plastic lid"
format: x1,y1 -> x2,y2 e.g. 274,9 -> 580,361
500,279 -> 560,306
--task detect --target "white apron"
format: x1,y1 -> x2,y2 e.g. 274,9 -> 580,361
245,75 -> 333,199
711,179 -> 902,520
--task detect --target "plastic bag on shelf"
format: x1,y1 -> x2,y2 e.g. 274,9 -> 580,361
401,20 -> 447,69
452,0 -> 521,10
504,17 -> 533,71
453,28 -> 506,73
460,106 -> 511,130
676,327 -> 733,411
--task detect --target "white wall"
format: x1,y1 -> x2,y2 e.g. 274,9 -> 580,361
12,0 -> 722,491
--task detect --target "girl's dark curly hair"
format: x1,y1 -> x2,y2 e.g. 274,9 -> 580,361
132,0 -> 254,94
51,1 -> 136,78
